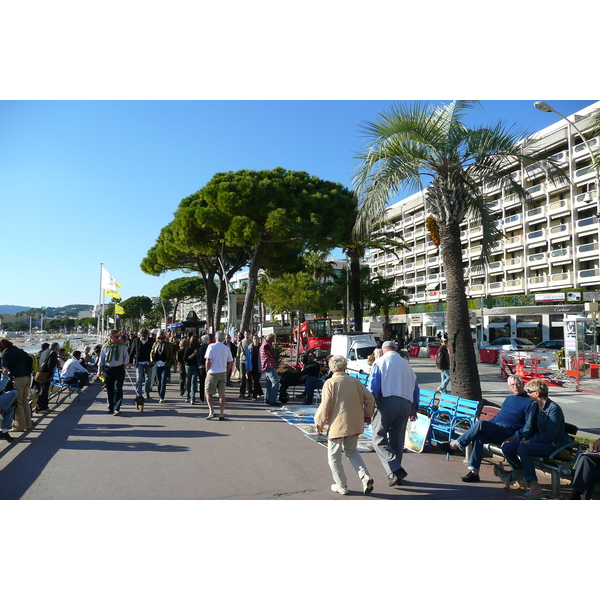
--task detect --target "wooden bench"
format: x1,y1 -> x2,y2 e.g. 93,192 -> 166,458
483,422 -> 582,498
427,394 -> 479,452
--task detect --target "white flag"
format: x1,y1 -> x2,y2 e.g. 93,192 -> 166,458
101,266 -> 118,291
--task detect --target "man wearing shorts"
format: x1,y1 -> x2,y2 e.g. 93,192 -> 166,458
204,330 -> 234,421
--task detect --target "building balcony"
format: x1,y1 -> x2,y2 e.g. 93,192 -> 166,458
573,137 -> 599,159
525,183 -> 545,199
505,235 -> 524,249
488,281 -> 504,293
574,165 -> 597,184
470,284 -> 484,294
549,272 -> 573,286
578,268 -> 600,283
549,223 -> 571,242
549,247 -> 571,264
505,279 -> 524,291
526,229 -> 547,248
504,213 -> 523,231
576,242 -> 599,259
488,260 -> 503,273
576,216 -> 600,234
470,225 -> 483,240
505,257 -> 523,270
414,212 -> 425,223
526,205 -> 547,224
469,245 -> 482,257
528,275 -> 548,289
548,199 -> 570,216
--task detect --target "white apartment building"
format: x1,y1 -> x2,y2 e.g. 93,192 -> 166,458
366,101 -> 600,346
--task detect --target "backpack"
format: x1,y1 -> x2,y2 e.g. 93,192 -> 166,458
28,352 -> 38,373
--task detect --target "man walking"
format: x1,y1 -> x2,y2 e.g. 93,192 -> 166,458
98,330 -> 130,416
205,330 -> 234,420
260,333 -> 280,406
237,330 -> 253,399
129,328 -> 154,402
367,340 -> 419,487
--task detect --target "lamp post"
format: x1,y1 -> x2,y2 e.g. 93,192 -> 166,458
534,101 -> 599,202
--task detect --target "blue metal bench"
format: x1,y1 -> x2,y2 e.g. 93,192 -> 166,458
418,388 -> 438,416
427,394 -> 479,451
52,368 -> 82,403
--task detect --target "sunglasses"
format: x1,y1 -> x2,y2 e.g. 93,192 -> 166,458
525,388 -> 536,394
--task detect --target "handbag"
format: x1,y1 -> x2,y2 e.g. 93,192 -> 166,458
34,371 -> 49,383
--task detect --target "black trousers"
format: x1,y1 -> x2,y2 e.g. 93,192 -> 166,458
250,370 -> 263,398
572,454 -> 600,499
105,365 -> 125,413
239,363 -> 253,397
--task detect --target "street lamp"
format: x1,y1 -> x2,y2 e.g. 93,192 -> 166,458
534,101 -> 599,203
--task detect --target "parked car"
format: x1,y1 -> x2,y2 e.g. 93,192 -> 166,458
486,337 -> 535,351
408,336 -> 441,348
534,340 -> 592,353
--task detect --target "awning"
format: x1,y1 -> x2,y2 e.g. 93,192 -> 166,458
427,282 -> 440,290
517,322 -> 540,327
528,241 -> 548,249
488,322 -> 508,328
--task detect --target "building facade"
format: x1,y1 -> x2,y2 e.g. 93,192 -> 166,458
366,102 -> 600,345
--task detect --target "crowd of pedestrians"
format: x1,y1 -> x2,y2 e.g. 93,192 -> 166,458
1,329 -> 598,500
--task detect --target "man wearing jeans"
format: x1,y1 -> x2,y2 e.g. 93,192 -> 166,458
260,333 -> 280,406
368,341 -> 420,487
129,328 -> 154,401
205,330 -> 233,420
150,331 -> 174,403
449,375 -> 531,482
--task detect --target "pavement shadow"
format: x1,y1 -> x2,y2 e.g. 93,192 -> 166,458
0,386 -> 224,500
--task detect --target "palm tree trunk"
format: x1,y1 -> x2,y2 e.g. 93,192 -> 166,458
439,221 -> 482,402
350,254 -> 363,332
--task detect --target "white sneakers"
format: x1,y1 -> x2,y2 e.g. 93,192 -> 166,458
331,484 -> 349,495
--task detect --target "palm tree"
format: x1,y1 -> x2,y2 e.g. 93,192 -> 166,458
353,100 -> 563,401
363,275 -> 408,340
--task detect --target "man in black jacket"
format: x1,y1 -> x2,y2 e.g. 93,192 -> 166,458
0,338 -> 33,430
36,342 -> 60,413
129,328 -> 154,401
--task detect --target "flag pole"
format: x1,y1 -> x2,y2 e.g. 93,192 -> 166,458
98,263 -> 103,345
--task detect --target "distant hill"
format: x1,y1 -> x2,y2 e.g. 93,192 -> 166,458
0,304 -> 93,316
0,305 -> 31,314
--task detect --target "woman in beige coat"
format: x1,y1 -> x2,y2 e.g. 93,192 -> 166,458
314,355 -> 376,495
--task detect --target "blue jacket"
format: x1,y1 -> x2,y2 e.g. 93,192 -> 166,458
521,398 -> 572,448
245,345 -> 262,373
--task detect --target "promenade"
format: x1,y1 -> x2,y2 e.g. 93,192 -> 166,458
0,357 -> 590,500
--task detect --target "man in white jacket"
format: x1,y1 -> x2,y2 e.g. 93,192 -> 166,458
367,341 -> 419,487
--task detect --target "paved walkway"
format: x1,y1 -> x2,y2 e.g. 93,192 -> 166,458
1,363 -> 575,500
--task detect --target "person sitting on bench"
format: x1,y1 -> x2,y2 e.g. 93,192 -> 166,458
501,378 -> 572,500
448,375 -> 532,483
569,438 -> 600,500
61,350 -> 92,388
279,352 -> 321,403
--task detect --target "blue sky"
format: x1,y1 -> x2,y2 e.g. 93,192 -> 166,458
0,99 -> 596,309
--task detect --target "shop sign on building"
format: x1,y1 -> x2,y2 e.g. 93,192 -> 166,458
535,293 -> 565,303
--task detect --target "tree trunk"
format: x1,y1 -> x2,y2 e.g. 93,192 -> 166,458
350,254 -> 363,332
439,221 -> 482,402
240,243 -> 264,335
215,274 -> 227,332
